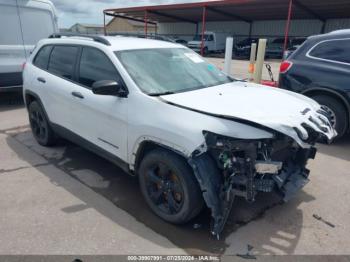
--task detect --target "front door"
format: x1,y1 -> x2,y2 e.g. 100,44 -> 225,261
69,46 -> 128,162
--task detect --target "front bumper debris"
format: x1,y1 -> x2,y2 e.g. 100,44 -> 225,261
189,131 -> 317,238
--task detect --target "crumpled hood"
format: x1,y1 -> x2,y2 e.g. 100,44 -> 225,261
161,82 -> 337,147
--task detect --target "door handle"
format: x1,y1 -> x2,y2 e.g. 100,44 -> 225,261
37,77 -> 46,83
71,91 -> 84,99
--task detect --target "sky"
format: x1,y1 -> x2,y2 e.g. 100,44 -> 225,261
51,0 -> 206,29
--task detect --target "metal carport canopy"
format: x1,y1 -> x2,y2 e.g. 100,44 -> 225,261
103,0 -> 350,54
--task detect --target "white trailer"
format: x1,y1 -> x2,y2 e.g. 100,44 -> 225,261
0,0 -> 58,92
187,31 -> 231,54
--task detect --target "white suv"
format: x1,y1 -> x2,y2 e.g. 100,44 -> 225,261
23,34 -> 336,237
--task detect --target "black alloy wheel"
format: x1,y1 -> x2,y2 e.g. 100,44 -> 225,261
139,149 -> 204,224
145,162 -> 184,215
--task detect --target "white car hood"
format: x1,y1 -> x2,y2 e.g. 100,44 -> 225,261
161,82 -> 337,147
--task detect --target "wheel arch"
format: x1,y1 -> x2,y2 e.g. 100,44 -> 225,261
302,87 -> 350,131
24,90 -> 42,109
24,90 -> 52,124
132,139 -> 190,174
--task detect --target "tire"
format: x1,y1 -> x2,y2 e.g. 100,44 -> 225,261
28,101 -> 56,146
138,149 -> 204,224
312,95 -> 348,138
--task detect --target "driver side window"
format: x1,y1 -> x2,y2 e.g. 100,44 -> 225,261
78,47 -> 121,88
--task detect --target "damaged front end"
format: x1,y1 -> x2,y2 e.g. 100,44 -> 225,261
188,131 -> 317,238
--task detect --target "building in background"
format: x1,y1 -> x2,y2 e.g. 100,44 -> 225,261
106,17 -> 156,35
59,28 -> 71,33
103,0 -> 350,47
70,23 -> 104,34
157,19 -> 350,41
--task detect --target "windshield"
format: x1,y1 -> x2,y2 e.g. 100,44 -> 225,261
115,48 -> 232,95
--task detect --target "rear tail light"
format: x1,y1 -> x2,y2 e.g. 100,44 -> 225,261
22,62 -> 26,70
279,61 -> 293,74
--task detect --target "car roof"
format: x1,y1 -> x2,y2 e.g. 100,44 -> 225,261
328,29 -> 350,35
307,29 -> 350,42
39,35 -> 184,51
288,29 -> 350,60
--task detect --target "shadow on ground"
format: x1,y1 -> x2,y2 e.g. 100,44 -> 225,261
7,130 -> 310,255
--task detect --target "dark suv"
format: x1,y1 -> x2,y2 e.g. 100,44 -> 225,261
279,30 -> 350,138
233,38 -> 259,58
266,38 -> 290,59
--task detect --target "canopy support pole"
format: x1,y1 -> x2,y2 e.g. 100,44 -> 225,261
249,22 -> 253,37
103,12 -> 106,36
200,6 -> 207,56
144,10 -> 148,38
284,0 -> 293,52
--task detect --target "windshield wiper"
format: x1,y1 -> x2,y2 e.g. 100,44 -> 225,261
148,91 -> 175,96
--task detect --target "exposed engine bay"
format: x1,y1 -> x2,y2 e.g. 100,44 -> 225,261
189,131 -> 317,238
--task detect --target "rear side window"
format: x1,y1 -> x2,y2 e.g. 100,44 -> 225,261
309,39 -> 350,64
48,46 -> 79,80
78,47 -> 120,88
33,45 -> 52,69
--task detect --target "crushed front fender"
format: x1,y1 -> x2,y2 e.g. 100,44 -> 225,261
188,153 -> 235,237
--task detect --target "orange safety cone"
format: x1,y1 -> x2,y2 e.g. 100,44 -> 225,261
248,63 -> 255,74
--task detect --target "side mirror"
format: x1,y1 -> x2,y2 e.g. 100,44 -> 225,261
92,80 -> 127,97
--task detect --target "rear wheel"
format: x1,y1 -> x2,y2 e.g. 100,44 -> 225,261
28,101 -> 56,146
138,149 -> 203,224
312,95 -> 348,138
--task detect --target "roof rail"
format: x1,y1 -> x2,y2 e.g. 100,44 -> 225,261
48,33 -> 111,46
107,32 -> 176,43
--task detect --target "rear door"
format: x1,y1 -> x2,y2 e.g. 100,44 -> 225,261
207,34 -> 215,51
35,45 -> 79,130
69,46 -> 128,161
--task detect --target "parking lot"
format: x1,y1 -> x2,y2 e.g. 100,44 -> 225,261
208,57 -> 280,81
1,65 -> 350,257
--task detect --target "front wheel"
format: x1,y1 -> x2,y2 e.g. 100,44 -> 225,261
138,149 -> 204,224
312,95 -> 348,138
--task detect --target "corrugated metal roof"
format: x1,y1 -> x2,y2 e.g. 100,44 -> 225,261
104,0 -> 350,23
107,17 -> 157,27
